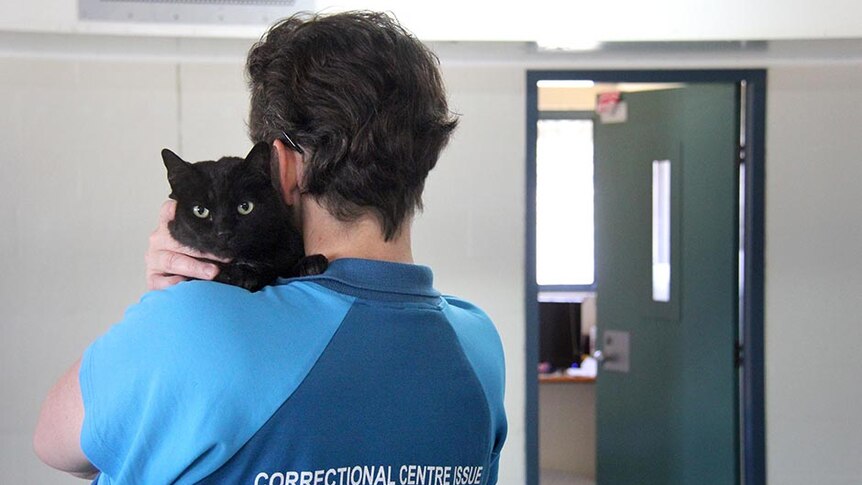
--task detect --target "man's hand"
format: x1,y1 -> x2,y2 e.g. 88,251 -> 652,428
145,200 -> 231,290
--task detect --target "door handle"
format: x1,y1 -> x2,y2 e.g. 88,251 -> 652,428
593,330 -> 630,373
592,349 -> 611,364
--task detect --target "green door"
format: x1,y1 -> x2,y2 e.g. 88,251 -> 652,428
594,85 -> 740,484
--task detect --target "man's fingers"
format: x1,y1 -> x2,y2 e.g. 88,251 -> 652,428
148,274 -> 188,291
167,242 -> 232,264
161,251 -> 220,281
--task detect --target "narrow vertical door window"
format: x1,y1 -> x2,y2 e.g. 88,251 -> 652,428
652,159 -> 671,302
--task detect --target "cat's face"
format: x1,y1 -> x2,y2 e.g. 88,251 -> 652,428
162,142 -> 294,258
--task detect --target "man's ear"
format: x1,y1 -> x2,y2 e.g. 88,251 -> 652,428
273,138 -> 304,206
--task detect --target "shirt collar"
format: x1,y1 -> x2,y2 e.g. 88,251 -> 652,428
286,258 -> 440,298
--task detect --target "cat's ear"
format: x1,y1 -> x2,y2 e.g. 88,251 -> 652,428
244,141 -> 273,176
161,148 -> 191,191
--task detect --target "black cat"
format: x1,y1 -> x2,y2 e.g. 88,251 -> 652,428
161,142 -> 328,291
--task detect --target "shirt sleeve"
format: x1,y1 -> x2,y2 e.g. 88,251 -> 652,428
79,281 -> 254,481
441,297 -> 508,485
79,286 -> 197,477
79,280 -> 355,483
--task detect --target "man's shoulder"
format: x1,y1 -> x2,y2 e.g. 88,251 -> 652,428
88,277 -> 357,381
128,279 -> 352,327
441,295 -> 498,338
439,294 -> 506,424
80,280 -> 358,483
95,279 -> 356,363
137,278 -> 337,311
439,294 -> 505,373
113,281 -> 255,339
135,280 -> 252,316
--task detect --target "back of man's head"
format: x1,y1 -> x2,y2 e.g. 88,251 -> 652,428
246,11 -> 458,241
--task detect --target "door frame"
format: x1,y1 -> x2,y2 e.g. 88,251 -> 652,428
524,69 -> 766,485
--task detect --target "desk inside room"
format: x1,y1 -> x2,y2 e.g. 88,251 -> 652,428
539,374 -> 595,384
537,298 -> 597,483
539,373 -> 596,484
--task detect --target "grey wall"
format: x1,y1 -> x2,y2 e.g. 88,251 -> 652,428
2,47 -> 862,485
0,58 -> 178,483
419,66 -> 527,485
0,57 -> 529,484
765,66 -> 862,485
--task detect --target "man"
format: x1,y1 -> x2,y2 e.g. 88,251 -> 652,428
34,10 -> 507,484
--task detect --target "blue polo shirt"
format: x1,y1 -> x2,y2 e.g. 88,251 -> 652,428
79,258 -> 507,484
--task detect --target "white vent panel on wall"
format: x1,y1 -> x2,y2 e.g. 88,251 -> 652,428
79,0 -> 317,24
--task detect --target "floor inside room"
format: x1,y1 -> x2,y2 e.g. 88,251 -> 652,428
540,468 -> 595,485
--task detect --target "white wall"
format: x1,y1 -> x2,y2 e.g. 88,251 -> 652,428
0,55 -> 530,484
3,35 -> 862,485
5,0 -> 862,42
765,65 -> 862,485
0,58 -> 178,483
417,66 -> 527,484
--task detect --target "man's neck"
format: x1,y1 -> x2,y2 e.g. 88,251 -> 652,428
300,200 -> 414,264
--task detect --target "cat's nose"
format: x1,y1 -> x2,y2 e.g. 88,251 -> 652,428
217,230 -> 233,239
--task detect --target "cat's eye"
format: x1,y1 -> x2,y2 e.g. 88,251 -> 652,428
237,201 -> 255,215
192,205 -> 210,219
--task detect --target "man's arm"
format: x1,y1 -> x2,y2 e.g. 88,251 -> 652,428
34,201 -> 228,479
33,358 -> 99,479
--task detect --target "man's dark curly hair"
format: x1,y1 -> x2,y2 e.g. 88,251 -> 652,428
246,11 -> 458,241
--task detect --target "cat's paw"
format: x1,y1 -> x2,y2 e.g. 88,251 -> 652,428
294,254 -> 329,276
215,262 -> 272,292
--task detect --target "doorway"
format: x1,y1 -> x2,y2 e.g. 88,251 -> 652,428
525,70 -> 766,485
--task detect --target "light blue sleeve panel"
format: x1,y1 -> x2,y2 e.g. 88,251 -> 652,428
442,296 -> 508,485
79,280 -> 354,484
